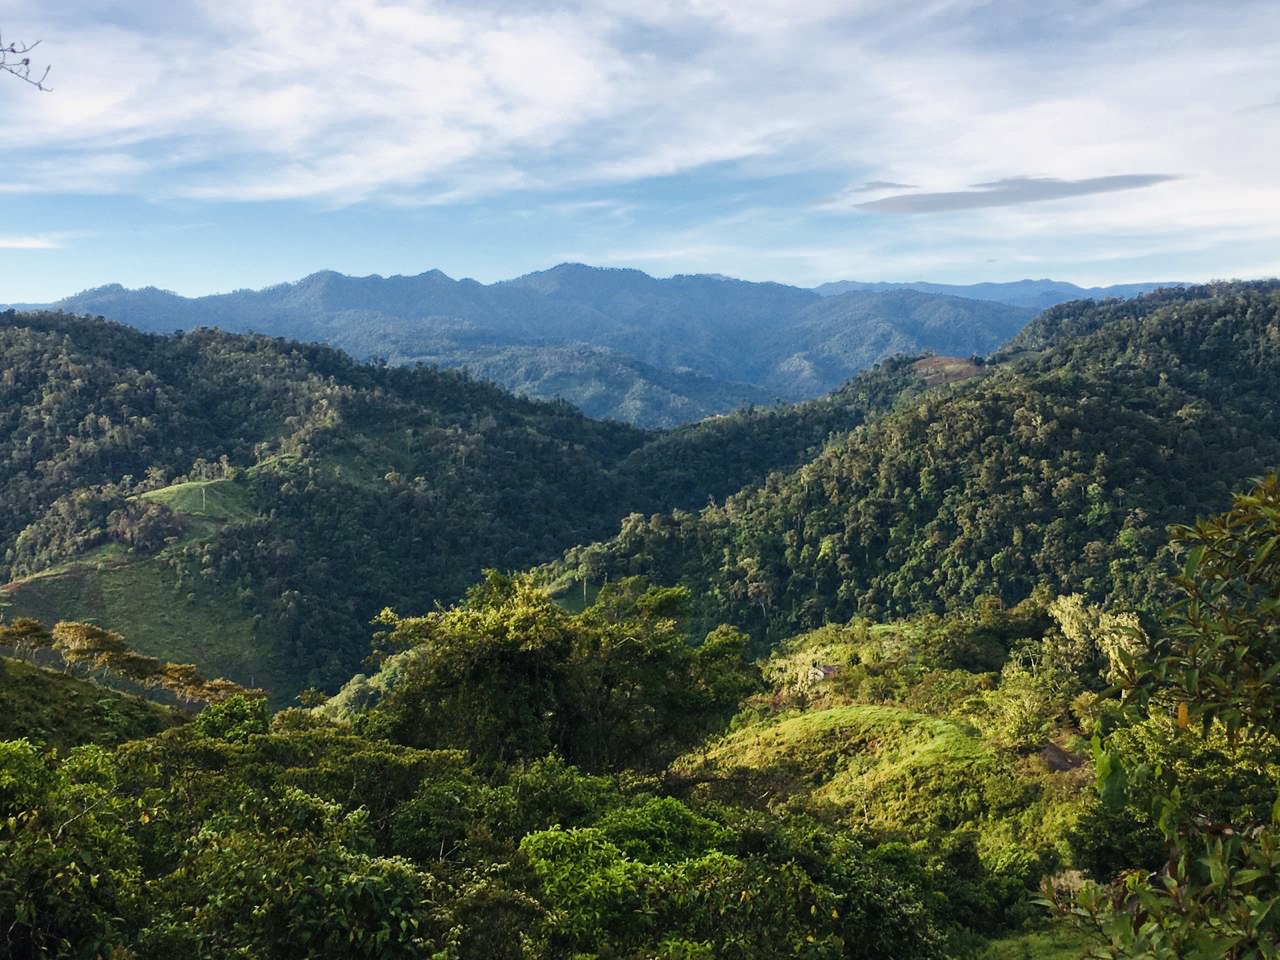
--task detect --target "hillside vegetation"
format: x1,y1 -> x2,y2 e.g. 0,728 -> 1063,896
0,655 -> 181,748
0,309 -> 935,698
8,474 -> 1276,957
3,281 -> 1279,958
547,282 -> 1280,646
0,310 -> 650,696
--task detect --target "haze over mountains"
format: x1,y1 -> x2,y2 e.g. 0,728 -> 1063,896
812,277 -> 1186,310
9,265 -> 1178,426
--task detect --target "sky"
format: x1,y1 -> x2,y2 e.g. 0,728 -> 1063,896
1,0 -> 1278,302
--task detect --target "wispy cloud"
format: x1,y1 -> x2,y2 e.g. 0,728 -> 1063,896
1237,96 -> 1280,114
0,235 -> 62,249
1,0 -> 1277,296
854,174 -> 1179,214
853,180 -> 917,192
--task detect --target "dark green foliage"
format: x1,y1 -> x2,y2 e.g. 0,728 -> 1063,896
345,573 -> 760,771
138,787 -> 436,959
519,801 -> 947,959
10,280 -> 1280,957
0,740 -> 144,959
189,693 -> 270,742
610,354 -> 927,515
0,710 -> 963,958
0,655 -> 180,748
1157,473 -> 1280,739
1068,474 -> 1280,957
0,309 -> 933,701
0,309 -> 665,697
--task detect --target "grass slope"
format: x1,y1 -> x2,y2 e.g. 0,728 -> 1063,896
0,655 -> 181,748
980,925 -> 1095,959
3,475 -> 272,688
1,550 -> 268,692
675,703 -> 992,830
140,477 -> 253,522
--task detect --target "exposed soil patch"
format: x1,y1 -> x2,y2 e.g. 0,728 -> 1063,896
913,356 -> 984,386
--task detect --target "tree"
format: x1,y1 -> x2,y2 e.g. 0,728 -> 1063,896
51,621 -> 128,675
1061,475 -> 1280,958
362,573 -> 758,771
0,616 -> 53,661
1,30 -> 50,90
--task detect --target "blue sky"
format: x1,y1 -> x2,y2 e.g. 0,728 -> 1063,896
2,0 -> 1278,302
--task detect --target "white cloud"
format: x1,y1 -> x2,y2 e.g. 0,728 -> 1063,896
0,235 -> 62,249
1,0 -> 1277,285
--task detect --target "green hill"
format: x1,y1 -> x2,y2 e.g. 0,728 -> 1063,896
0,310 -> 934,701
0,311 -> 656,698
29,265 -> 1034,426
545,281 -> 1280,646
674,703 -> 995,827
0,655 -> 181,748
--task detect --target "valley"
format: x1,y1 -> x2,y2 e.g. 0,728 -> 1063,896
2,279 -> 1278,958
9,265 -> 1050,426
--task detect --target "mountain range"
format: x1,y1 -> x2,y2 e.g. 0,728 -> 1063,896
2,279 -> 1278,959
812,277 -> 1184,310
0,307 -> 913,699
1,280 -> 1272,701
2,265 -> 1170,426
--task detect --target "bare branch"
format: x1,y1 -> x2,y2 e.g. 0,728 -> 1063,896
1,30 -> 52,91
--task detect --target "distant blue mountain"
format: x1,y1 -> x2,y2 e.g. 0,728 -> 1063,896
8,264 -> 1158,425
812,278 -> 1187,311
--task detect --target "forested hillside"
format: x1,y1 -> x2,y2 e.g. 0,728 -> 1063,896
4,281 -> 1280,958
8,473 -> 1277,957
0,309 -> 926,698
0,309 -> 652,696
546,282 -> 1280,646
21,265 -> 1034,425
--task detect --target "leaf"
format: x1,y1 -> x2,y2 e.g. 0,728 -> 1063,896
1252,535 -> 1280,571
1183,545 -> 1206,579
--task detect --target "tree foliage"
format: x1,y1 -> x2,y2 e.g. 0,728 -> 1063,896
1063,475 -> 1280,958
550,283 -> 1280,649
345,573 -> 759,772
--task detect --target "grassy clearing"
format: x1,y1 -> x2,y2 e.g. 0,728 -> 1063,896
140,477 -> 254,522
5,477 -> 284,698
255,426 -> 423,493
913,356 -> 985,387
675,703 -> 992,828
977,924 -> 1094,959
0,655 -> 182,748
2,553 -> 270,691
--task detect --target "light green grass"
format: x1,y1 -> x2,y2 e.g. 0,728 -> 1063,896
140,477 -> 254,521
675,703 -> 992,828
254,426 -> 425,493
6,477 -> 278,694
2,553 -> 271,692
978,924 -> 1094,959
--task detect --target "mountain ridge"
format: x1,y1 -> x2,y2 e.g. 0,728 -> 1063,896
813,277 -> 1188,309
544,280 -> 1280,646
8,264 -> 1040,426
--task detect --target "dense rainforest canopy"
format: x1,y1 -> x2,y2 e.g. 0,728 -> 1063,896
548,282 -> 1280,648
